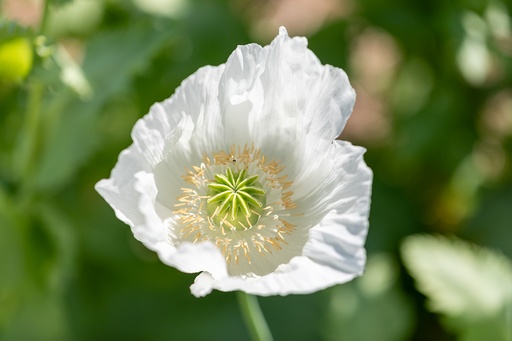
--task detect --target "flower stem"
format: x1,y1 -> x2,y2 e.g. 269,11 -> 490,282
236,291 -> 273,341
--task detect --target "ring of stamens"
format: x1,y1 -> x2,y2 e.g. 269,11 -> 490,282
172,144 -> 299,274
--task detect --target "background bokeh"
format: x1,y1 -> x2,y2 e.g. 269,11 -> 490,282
1,0 -> 511,340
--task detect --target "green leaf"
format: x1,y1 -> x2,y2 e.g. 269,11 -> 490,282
323,254 -> 415,341
47,0 -> 104,38
401,235 -> 512,340
33,23 -> 173,191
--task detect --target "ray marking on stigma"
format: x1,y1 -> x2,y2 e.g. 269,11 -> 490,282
173,143 -> 299,267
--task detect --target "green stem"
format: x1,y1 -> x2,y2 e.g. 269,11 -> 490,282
40,0 -> 52,35
19,81 -> 43,179
237,291 -> 273,341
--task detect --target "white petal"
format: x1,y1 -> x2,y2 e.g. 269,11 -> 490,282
292,140 -> 372,228
324,141 -> 372,216
303,210 -> 368,276
253,27 -> 355,142
106,170 -> 229,279
133,65 -> 226,168
162,65 -> 227,154
217,27 -> 355,150
95,112 -> 191,231
95,146 -> 151,228
130,171 -> 168,246
302,140 -> 371,277
156,241 -> 228,280
97,65 -> 227,227
190,256 -> 357,297
219,43 -> 264,146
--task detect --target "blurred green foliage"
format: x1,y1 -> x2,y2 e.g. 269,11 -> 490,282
1,0 -> 512,340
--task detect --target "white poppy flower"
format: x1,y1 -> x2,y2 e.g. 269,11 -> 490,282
95,27 -> 372,297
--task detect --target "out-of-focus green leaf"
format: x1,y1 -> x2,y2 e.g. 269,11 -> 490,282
34,23 -> 173,191
323,254 -> 415,341
132,0 -> 187,18
48,0 -> 105,38
81,23 -> 173,102
401,235 -> 512,340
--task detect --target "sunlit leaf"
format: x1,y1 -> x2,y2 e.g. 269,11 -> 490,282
48,0 -> 105,38
401,235 -> 512,339
133,0 -> 187,18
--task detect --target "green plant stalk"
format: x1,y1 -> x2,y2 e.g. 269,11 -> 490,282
40,0 -> 52,35
237,291 -> 273,341
16,80 -> 44,188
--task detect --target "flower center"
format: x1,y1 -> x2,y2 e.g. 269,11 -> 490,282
173,144 -> 300,275
206,168 -> 266,230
